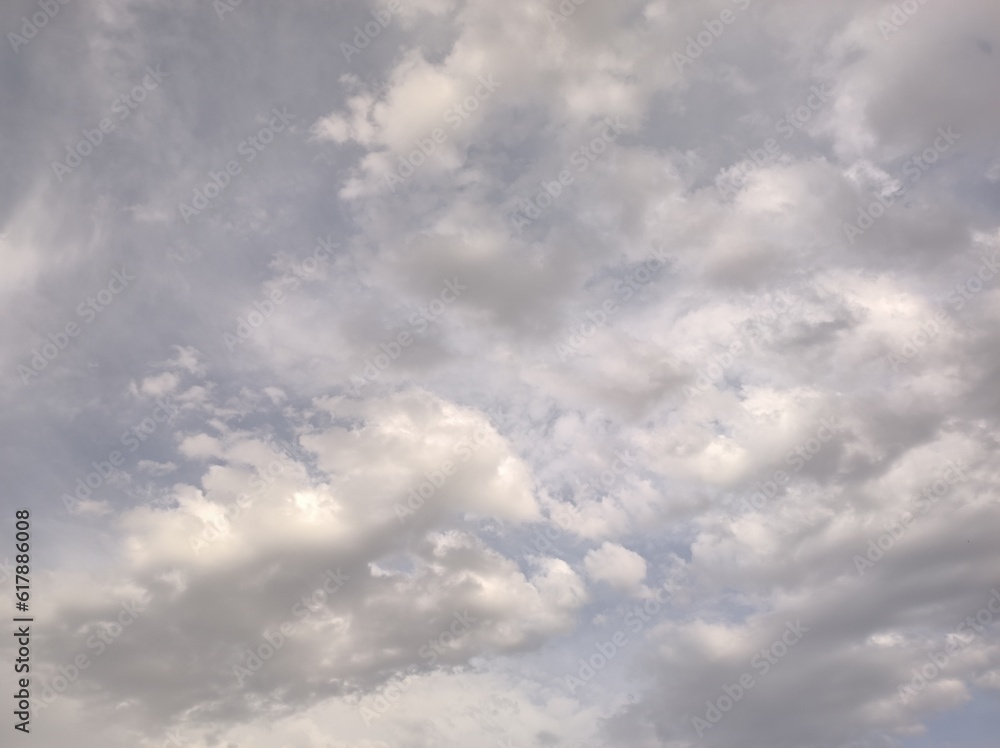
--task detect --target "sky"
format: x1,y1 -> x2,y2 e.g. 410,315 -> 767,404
2,0 -> 1000,747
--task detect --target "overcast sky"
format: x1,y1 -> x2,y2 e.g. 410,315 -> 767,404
2,0 -> 1000,746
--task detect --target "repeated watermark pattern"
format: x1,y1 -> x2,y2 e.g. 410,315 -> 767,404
554,246 -> 671,361
508,117 -> 627,233
223,235 -> 338,352
692,620 -> 809,737
886,251 -> 999,370
178,107 -> 295,223
853,461 -> 967,576
384,77 -> 501,192
18,267 -> 136,385
7,0 -> 73,53
878,0 -> 933,41
341,1 -> 402,62
672,0 -> 752,72
349,278 -> 467,393
843,127 -> 960,244
897,589 -> 1000,704
233,569 -> 349,685
723,418 -> 842,521
51,66 -> 168,182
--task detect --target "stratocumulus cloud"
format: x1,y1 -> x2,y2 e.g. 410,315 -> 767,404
2,1 -> 1000,747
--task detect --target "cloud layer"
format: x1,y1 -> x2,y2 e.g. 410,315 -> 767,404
2,0 -> 1000,746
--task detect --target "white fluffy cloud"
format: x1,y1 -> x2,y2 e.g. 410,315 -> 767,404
583,541 -> 648,595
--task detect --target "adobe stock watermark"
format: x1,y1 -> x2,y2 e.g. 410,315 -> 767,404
692,620 -> 809,738
878,0 -> 932,41
358,671 -> 418,727
717,139 -> 782,199
30,597 -> 148,715
60,396 -> 179,514
576,449 -> 635,502
7,0 -> 72,53
418,610 -> 480,666
898,589 -> 1000,704
233,569 -> 350,685
359,610 -> 481,725
888,307 -> 950,371
853,461 -> 967,576
341,0 -> 401,62
546,0 -> 590,29
18,267 -> 136,385
723,418 -> 842,521
564,587 -> 672,695
945,251 -> 1000,313
213,0 -> 243,21
718,85 -> 831,199
887,251 -> 1000,370
672,0 -> 752,72
223,235 -> 337,352
394,408 -> 517,524
384,76 -> 501,192
178,107 -> 295,223
349,278 -> 467,393
775,84 -> 832,139
159,726 -> 188,748
189,437 -> 298,553
393,405 -> 529,527
51,66 -> 168,182
508,117 -> 627,233
518,504 -> 579,558
843,127 -> 960,244
468,696 -> 525,748
518,450 -> 634,558
555,246 -> 670,361
684,293 -> 796,398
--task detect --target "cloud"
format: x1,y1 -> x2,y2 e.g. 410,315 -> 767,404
583,541 -> 648,595
3,0 -> 1000,746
